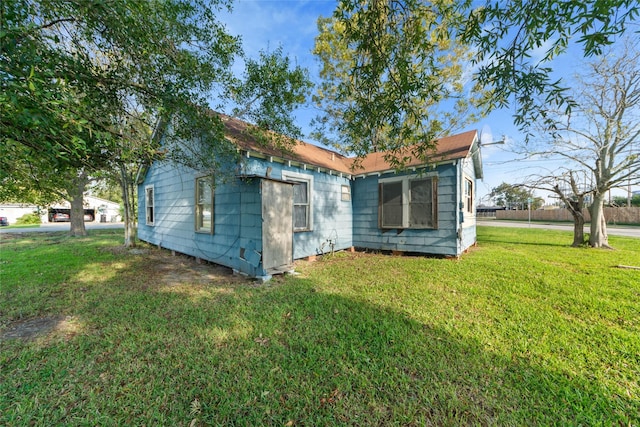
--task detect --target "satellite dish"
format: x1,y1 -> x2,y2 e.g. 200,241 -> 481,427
479,124 -> 493,146
479,124 -> 506,146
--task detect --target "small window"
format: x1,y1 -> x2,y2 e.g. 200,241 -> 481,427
145,185 -> 154,225
341,185 -> 351,201
379,175 -> 438,229
292,180 -> 309,230
282,171 -> 313,232
410,178 -> 434,228
464,178 -> 473,214
381,181 -> 403,227
195,176 -> 214,233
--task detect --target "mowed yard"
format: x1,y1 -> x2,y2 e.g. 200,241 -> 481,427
1,227 -> 638,426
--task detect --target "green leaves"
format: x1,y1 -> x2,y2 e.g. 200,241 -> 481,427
313,0 -> 483,165
315,0 -> 639,157
2,0 -> 313,206
228,46 -> 313,146
461,0 -> 639,137
490,182 -> 541,210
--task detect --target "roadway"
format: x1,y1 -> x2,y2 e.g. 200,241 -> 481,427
478,219 -> 640,238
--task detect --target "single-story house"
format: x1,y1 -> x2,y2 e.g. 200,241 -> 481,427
0,195 -> 121,225
48,195 -> 121,223
138,115 -> 483,279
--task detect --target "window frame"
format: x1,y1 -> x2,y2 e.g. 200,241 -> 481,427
464,177 -> 474,214
341,184 -> 351,201
145,185 -> 154,226
195,175 -> 214,234
282,171 -> 313,232
378,174 -> 438,230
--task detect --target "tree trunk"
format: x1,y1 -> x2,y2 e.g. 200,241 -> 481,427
589,193 -> 611,248
572,214 -> 585,247
553,186 -> 586,247
119,164 -> 137,247
564,199 -> 585,247
68,171 -> 88,237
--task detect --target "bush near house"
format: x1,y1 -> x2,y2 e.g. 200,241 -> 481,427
0,228 -> 638,425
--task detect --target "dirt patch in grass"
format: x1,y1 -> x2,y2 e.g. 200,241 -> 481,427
1,245 -> 257,342
153,252 -> 252,287
0,315 -> 78,341
106,245 -> 259,287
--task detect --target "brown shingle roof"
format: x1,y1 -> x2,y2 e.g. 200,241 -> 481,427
221,115 -> 478,175
348,130 -> 478,174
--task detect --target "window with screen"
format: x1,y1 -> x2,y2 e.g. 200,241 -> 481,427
379,175 -> 438,229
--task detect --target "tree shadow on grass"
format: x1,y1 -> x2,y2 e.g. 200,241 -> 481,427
1,252 -> 637,426
477,235 -> 574,249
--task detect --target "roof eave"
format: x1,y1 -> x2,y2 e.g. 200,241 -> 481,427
352,159 -> 457,179
241,149 -> 353,179
469,136 -> 484,179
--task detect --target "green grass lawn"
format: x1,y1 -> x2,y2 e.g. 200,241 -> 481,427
1,228 -> 638,426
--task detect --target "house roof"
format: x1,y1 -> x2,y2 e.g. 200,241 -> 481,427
222,115 -> 353,175
221,115 -> 480,177
349,130 -> 479,175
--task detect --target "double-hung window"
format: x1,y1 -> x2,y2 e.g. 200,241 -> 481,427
341,184 -> 351,201
145,185 -> 154,225
379,175 -> 438,229
195,176 -> 214,233
282,171 -> 313,232
464,178 -> 474,214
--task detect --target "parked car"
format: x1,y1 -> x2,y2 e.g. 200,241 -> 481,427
0,216 -> 8,226
84,214 -> 94,222
52,212 -> 70,222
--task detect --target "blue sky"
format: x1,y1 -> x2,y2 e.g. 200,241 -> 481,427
216,0 -> 636,203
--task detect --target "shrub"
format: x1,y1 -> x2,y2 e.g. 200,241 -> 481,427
15,212 -> 41,225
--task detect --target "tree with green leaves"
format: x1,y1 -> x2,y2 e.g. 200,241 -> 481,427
227,46 -> 313,145
490,182 -> 542,211
2,0 -> 240,236
313,0 -> 639,160
461,0 -> 639,137
612,195 -> 640,208
1,1 -> 311,243
312,0 -> 485,167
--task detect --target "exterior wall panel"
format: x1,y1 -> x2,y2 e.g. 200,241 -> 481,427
459,156 -> 478,252
352,165 -> 460,256
138,162 -> 266,277
138,139 -> 479,277
139,155 -> 354,277
243,158 -> 353,259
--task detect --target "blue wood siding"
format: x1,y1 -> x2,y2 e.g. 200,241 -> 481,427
138,162 -> 268,277
459,156 -> 478,253
243,158 -> 353,259
138,148 -> 477,277
139,155 -> 354,277
352,164 -> 460,256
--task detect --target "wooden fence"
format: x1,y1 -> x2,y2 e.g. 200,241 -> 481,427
495,207 -> 640,225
